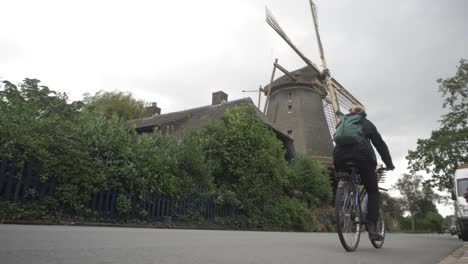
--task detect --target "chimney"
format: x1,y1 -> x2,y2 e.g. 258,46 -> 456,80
144,102 -> 161,117
212,91 -> 228,105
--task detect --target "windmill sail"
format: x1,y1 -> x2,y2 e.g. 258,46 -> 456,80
265,7 -> 318,70
309,0 -> 326,68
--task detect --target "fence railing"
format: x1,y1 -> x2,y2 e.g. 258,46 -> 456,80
0,157 -> 56,204
0,157 -> 241,223
87,190 -> 240,223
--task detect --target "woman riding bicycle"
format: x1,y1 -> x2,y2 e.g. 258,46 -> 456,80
333,105 -> 395,240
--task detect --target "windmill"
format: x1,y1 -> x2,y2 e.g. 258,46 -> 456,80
262,1 -> 363,163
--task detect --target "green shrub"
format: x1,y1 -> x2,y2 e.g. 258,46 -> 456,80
264,197 -> 315,231
200,104 -> 289,214
0,200 -> 62,222
116,194 -> 131,215
287,155 -> 332,208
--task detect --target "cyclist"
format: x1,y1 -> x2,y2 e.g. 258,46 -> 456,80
333,105 -> 395,240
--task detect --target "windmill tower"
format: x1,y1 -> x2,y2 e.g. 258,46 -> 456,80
263,3 -> 362,164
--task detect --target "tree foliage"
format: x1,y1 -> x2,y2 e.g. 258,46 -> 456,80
198,105 -> 332,229
381,192 -> 403,220
394,173 -> 441,232
287,155 -> 332,208
201,104 -> 289,210
407,59 -> 468,191
0,79 -> 97,211
264,196 -> 316,231
82,90 -> 146,121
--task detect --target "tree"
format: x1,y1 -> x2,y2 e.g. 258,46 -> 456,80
0,78 -> 84,163
407,59 -> 468,191
381,192 -> 404,231
394,174 -> 440,232
82,90 -> 146,121
381,192 -> 403,219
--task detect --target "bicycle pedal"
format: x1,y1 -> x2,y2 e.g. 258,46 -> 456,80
369,234 -> 383,241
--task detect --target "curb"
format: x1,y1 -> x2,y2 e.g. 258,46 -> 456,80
439,243 -> 468,264
1,220 -> 297,232
2,220 -> 237,230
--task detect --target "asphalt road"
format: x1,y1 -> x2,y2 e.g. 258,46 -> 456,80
0,225 -> 462,264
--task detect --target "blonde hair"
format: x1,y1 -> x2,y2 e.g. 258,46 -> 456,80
349,105 -> 365,113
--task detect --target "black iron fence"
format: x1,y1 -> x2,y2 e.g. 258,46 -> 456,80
0,157 -> 56,204
0,157 -> 241,223
87,190 -> 240,223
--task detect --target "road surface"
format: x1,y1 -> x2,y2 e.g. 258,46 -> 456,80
0,225 -> 462,264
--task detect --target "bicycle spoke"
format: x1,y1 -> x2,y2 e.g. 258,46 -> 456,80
336,181 -> 361,251
371,201 -> 385,248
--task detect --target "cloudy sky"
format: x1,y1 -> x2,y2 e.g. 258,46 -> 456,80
1,0 -> 467,214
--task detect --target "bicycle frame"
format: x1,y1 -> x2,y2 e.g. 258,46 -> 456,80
339,166 -> 386,226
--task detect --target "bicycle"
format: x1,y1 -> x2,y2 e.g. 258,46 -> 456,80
334,163 -> 388,252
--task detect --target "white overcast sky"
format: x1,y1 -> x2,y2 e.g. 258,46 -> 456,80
1,0 -> 467,215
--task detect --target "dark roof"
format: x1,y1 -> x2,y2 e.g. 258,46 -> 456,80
264,65 -> 325,95
264,65 -> 364,106
128,97 -> 296,160
130,98 -> 253,129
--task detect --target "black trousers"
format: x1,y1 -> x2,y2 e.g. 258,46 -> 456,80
335,158 -> 379,223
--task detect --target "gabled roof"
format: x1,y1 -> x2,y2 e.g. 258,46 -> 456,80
128,97 -> 295,159
129,98 -> 254,130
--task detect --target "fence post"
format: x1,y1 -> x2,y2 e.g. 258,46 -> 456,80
32,168 -> 40,194
110,192 -> 116,222
97,191 -> 104,222
38,180 -> 48,203
90,192 -> 97,222
21,162 -> 33,204
0,159 -> 7,195
150,193 -> 156,222
3,157 -> 17,201
104,191 -> 111,223
48,179 -> 56,196
126,193 -> 131,223
170,198 -> 175,219
161,195 -> 167,217
156,195 -> 162,220
202,199 -> 207,219
13,163 -> 24,203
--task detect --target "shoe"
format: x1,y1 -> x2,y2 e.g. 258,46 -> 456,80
367,221 -> 383,241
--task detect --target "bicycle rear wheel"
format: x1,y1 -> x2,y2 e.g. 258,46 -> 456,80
335,180 -> 361,252
371,201 -> 385,248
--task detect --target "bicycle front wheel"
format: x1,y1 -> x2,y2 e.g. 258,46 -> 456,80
335,180 -> 361,252
371,200 -> 385,248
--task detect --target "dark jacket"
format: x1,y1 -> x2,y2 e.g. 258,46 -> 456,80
333,112 -> 394,168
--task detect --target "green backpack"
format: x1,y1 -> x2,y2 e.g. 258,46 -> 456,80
333,111 -> 366,146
